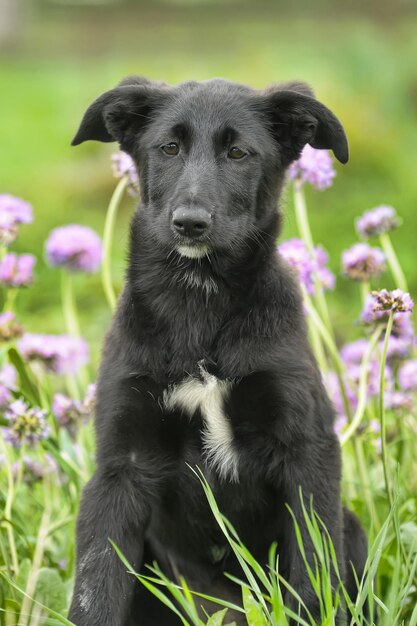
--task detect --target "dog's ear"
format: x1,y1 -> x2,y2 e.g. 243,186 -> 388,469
264,84 -> 348,164
71,80 -> 169,150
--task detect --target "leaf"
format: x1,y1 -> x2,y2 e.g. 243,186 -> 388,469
15,558 -> 31,590
35,568 -> 67,613
206,608 -> 228,625
242,588 -> 268,626
7,347 -> 41,406
0,571 -> 74,625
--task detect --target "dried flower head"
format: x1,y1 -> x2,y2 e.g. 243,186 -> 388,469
341,243 -> 385,282
45,224 -> 102,273
288,145 -> 336,190
4,399 -> 50,448
356,205 -> 399,238
18,333 -> 89,375
0,253 -> 36,287
371,289 -> 414,314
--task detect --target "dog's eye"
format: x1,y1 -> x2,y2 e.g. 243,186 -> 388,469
228,146 -> 247,160
161,142 -> 180,156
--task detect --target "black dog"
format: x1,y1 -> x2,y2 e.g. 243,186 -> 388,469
68,77 -> 368,626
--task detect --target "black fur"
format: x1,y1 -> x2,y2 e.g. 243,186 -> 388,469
68,77 -> 365,626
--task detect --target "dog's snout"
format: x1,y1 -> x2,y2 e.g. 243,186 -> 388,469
172,207 -> 212,238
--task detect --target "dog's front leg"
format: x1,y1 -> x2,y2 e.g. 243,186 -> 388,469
68,464 -> 149,626
68,374 -> 167,626
282,433 -> 345,624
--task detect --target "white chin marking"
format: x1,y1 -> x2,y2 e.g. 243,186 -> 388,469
177,244 -> 209,259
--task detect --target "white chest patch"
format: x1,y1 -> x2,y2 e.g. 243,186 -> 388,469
163,367 -> 239,481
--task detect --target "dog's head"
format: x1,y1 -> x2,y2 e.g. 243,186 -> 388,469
73,76 -> 347,261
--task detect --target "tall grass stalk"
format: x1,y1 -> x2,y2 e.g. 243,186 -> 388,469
379,232 -> 408,292
101,174 -> 128,311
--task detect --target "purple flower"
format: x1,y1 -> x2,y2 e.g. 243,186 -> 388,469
385,390 -> 414,413
111,151 -> 139,196
323,371 -> 358,421
11,454 -> 58,483
341,243 -> 386,282
278,239 -> 335,295
52,393 -> 83,435
82,383 -> 96,416
398,360 -> 417,392
361,290 -> 414,325
0,311 -> 23,342
45,224 -> 102,273
0,194 -> 33,245
340,339 -> 369,364
347,359 -> 392,398
0,384 -> 12,408
391,311 -> 415,339
0,362 -> 16,410
386,335 -> 413,361
4,399 -> 50,448
0,253 -> 36,287
334,414 -> 348,439
18,333 -> 89,374
288,145 -> 336,190
356,205 -> 399,239
372,289 -> 413,314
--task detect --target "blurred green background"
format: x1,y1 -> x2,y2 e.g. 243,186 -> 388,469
1,0 -> 417,356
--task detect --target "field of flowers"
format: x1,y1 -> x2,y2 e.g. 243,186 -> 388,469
0,143 -> 417,625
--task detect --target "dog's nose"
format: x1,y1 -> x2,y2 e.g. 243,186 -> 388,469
172,207 -> 211,238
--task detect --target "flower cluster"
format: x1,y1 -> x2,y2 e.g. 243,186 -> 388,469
356,205 -> 399,239
52,385 -> 96,436
342,243 -> 385,282
0,253 -> 36,287
4,399 -> 50,448
288,145 -> 336,190
18,333 -> 89,374
45,224 -> 102,273
370,289 -> 414,314
278,238 -> 335,295
0,194 -> 33,245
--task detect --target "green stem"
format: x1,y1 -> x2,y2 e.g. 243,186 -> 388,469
0,439 -> 19,574
379,312 -> 407,558
102,175 -> 128,311
61,271 -> 86,396
379,312 -> 394,510
340,326 -> 383,446
360,281 -> 370,307
293,183 -> 314,250
3,288 -> 17,312
379,232 -> 408,292
308,321 -> 328,373
302,288 -> 352,421
61,271 -> 81,338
